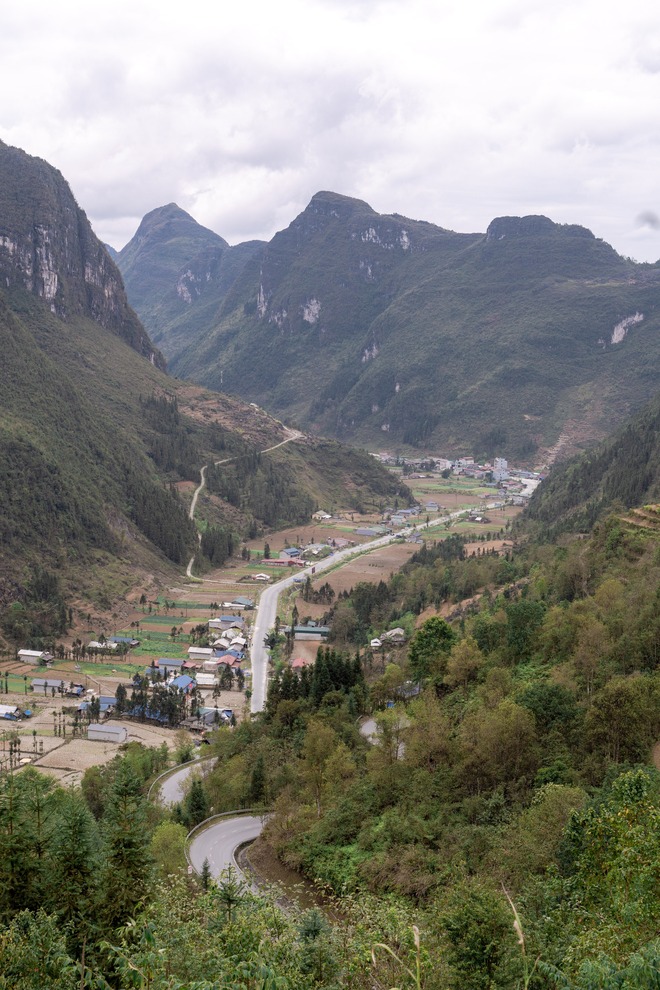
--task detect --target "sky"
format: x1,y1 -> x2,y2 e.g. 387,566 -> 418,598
2,0 -> 660,261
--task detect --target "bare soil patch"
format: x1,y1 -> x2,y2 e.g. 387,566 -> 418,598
318,541 -> 417,598
290,640 -> 323,665
464,539 -> 513,556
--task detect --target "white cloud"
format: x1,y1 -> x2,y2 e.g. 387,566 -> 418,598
0,0 -> 659,261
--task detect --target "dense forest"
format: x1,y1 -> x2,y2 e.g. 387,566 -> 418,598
194,511 -> 660,988
2,512 -> 660,987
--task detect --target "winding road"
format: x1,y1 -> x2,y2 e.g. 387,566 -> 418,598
188,814 -> 265,880
151,757 -> 216,806
152,763 -> 262,881
186,428 -> 304,578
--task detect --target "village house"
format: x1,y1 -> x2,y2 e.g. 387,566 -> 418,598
170,674 -> 195,693
18,649 -> 53,665
220,596 -> 254,610
88,723 -> 127,744
153,657 -> 185,677
208,615 -> 245,631
0,704 -> 21,720
188,646 -> 214,662
31,677 -> 66,694
382,627 -> 407,645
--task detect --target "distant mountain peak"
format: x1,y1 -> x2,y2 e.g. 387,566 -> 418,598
486,214 -> 595,241
130,202 -> 228,249
307,190 -> 375,216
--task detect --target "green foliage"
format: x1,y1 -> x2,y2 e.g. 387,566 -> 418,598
99,760 -> 153,930
440,882 -> 515,990
131,190 -> 660,459
525,390 -> 660,537
0,909 -> 79,990
408,616 -> 456,680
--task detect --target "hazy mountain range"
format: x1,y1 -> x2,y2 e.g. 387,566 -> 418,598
117,195 -> 660,463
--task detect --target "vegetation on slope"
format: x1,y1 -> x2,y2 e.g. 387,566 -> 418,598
116,202 -> 264,360
197,513 -> 660,987
524,389 -> 660,537
124,191 -> 660,459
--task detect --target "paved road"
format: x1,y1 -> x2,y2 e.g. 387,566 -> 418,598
188,815 -> 264,879
186,430 -> 303,580
155,758 -> 216,806
249,503 -> 497,713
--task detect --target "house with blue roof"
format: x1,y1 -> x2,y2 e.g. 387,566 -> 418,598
170,674 -> 195,693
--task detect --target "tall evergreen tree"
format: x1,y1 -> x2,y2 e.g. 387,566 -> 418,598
99,760 -> 152,930
48,789 -> 99,953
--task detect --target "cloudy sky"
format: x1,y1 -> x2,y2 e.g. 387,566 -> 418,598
2,0 -> 660,260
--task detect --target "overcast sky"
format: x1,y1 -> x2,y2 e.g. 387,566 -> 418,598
2,0 -> 660,260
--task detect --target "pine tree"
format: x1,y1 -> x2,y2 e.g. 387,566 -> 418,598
248,754 -> 266,805
99,760 -> 152,930
200,857 -> 212,892
184,779 -> 210,828
48,790 -> 99,953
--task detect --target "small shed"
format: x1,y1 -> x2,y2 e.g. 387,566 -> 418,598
88,723 -> 128,744
31,678 -> 66,694
18,649 -> 52,665
188,647 -> 213,662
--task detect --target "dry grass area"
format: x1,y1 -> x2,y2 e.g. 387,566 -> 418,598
317,541 -> 417,597
464,539 -> 514,555
290,639 -> 324,665
17,719 -> 197,787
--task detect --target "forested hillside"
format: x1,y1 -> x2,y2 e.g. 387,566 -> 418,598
524,388 -> 660,536
121,191 -> 660,460
195,512 -> 660,988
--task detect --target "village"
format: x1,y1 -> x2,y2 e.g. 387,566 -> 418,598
0,453 -> 531,782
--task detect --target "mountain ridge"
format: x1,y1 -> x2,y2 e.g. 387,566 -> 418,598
0,142 -> 406,635
0,139 -> 164,368
118,191 -> 660,461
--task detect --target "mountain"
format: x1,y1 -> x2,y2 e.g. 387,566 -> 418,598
121,192 -> 660,462
523,388 -> 660,537
116,203 -> 264,363
0,143 -> 406,635
0,141 -> 163,368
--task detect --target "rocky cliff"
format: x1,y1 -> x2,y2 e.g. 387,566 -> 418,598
0,140 -> 164,367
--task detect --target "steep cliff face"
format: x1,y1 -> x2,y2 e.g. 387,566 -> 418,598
116,203 -> 264,359
0,140 -> 164,367
148,193 -> 660,459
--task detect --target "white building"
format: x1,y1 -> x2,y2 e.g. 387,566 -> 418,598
88,723 -> 128,744
493,457 -> 509,482
18,649 -> 52,665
